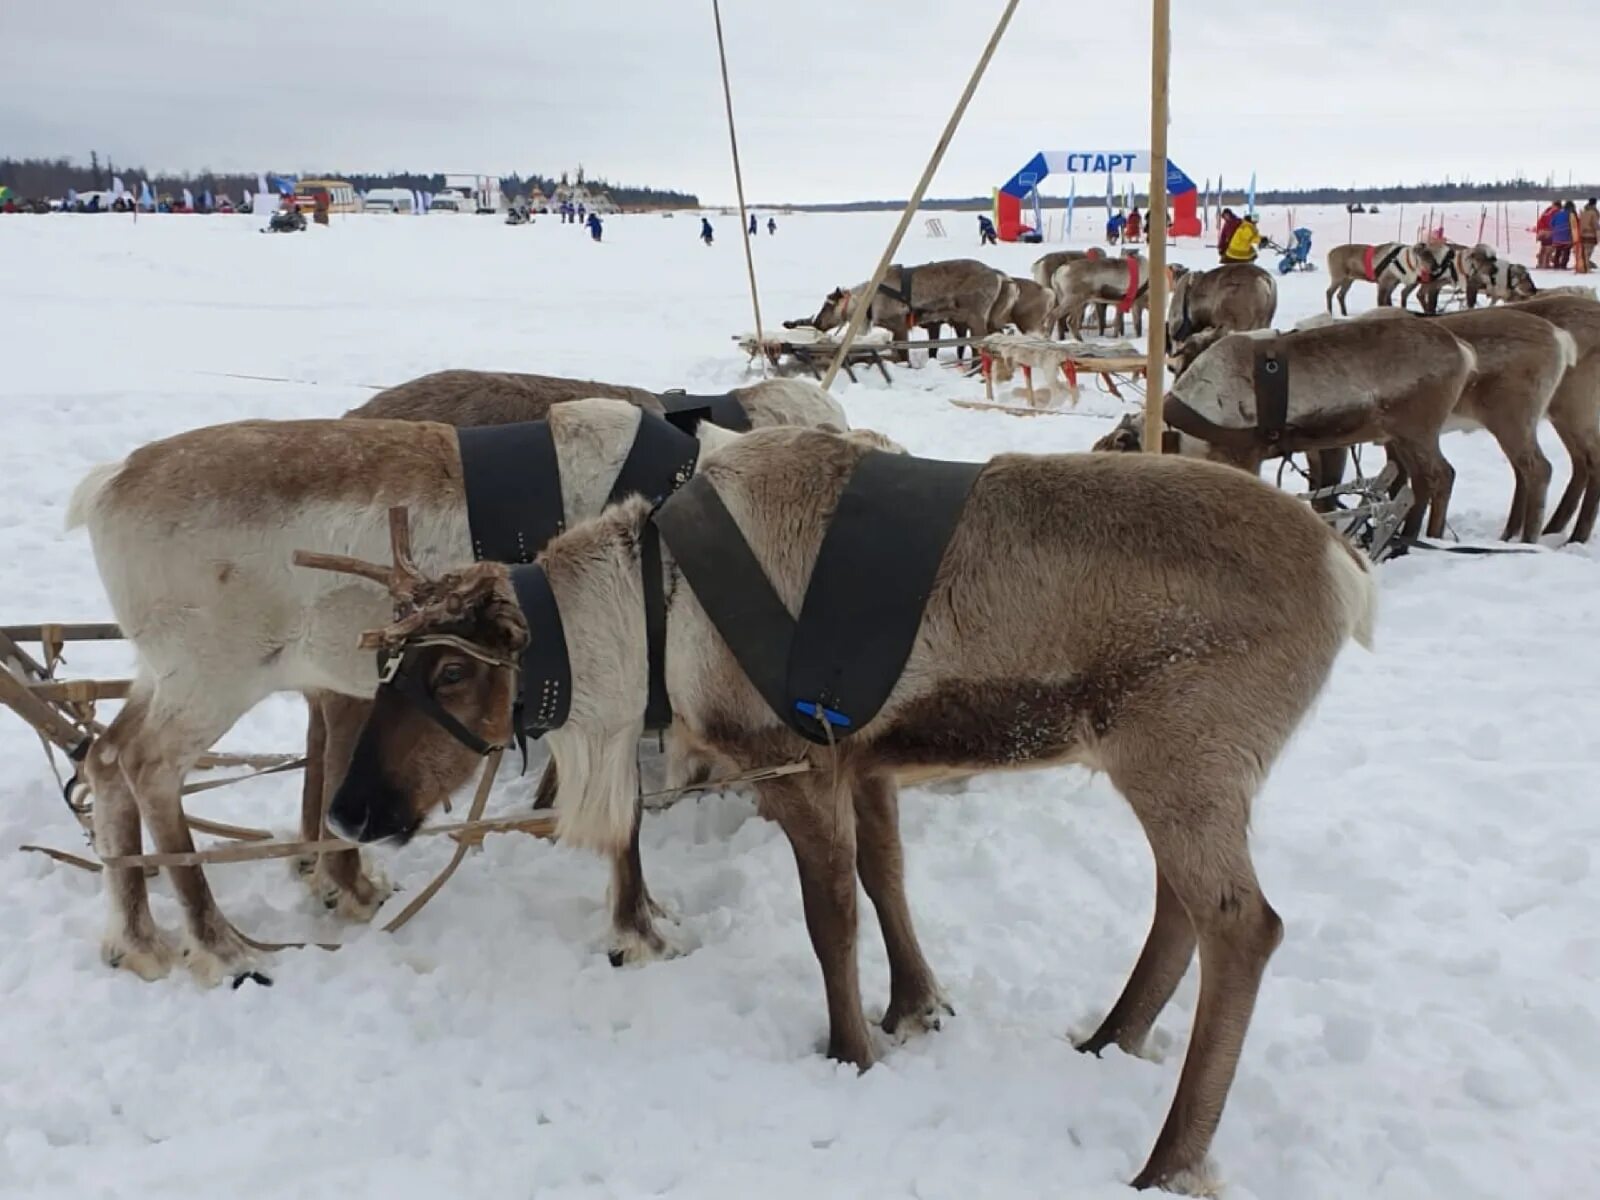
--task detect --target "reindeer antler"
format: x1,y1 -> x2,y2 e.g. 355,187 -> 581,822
295,507 -> 507,653
293,507 -> 425,601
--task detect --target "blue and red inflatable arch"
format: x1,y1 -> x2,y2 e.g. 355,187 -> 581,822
994,151 -> 1200,242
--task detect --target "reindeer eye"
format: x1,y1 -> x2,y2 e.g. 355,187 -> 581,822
434,661 -> 471,688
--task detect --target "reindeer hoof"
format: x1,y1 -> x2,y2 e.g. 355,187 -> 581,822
181,928 -> 260,989
231,970 -> 274,990
102,927 -> 178,981
607,922 -> 682,968
882,992 -> 954,1040
304,853 -> 392,922
1130,1154 -> 1223,1196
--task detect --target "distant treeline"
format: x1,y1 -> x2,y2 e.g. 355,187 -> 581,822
775,179 -> 1600,213
0,156 -> 698,207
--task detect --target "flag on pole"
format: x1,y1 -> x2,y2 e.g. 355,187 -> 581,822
1067,175 -> 1076,239
1247,172 -> 1257,215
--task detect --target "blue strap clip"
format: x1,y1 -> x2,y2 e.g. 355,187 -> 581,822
795,700 -> 852,729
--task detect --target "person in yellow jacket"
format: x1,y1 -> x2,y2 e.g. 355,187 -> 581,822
1224,213 -> 1261,263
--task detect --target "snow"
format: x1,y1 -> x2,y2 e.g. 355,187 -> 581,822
2,203 -> 1598,1199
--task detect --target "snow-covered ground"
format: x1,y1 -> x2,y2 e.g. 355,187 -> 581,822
1,205 -> 1597,1200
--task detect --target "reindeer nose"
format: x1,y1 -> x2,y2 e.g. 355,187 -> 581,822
328,772 -> 412,844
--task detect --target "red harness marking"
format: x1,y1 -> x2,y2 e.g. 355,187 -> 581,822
1117,257 -> 1141,313
1363,245 -> 1376,282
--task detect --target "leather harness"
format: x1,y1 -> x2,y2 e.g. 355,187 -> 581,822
653,450 -> 982,744
1162,338 -> 1295,453
378,409 -> 704,757
657,389 -> 752,434
875,265 -> 919,322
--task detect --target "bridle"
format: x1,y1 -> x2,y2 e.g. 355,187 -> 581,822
374,634 -> 520,758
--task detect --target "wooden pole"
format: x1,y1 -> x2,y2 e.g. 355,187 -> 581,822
712,0 -> 768,375
1143,0 -> 1171,455
820,0 -> 1020,390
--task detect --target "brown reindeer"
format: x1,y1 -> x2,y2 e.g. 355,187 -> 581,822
1162,318 -> 1476,540
1167,264 -> 1277,374
66,402 -> 758,984
1353,307 -> 1572,541
1046,254 -> 1164,340
1324,241 -> 1440,315
1508,293 -> 1600,541
1031,248 -> 1106,337
799,260 -> 1008,363
998,276 -> 1052,335
312,429 -> 1375,1192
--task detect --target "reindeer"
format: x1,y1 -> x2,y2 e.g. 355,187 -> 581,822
1031,248 -> 1106,336
1167,264 -> 1277,375
1508,293 -> 1600,542
307,428 -> 1375,1192
1161,318 -> 1477,540
1323,241 -> 1440,315
351,369 -> 847,429
796,260 -> 1007,363
1350,306 -> 1573,541
998,276 -> 1052,335
66,401 -> 757,986
1401,241 -> 1472,314
1046,254 -> 1164,340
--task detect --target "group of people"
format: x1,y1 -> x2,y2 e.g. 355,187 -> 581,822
1536,199 -> 1598,272
699,215 -> 776,246
1105,208 -> 1147,245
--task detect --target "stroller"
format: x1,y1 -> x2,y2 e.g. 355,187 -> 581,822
1275,227 -> 1314,274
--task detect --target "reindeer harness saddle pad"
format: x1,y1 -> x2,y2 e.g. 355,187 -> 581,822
653,449 -> 983,745
458,410 -> 702,567
657,389 -> 751,433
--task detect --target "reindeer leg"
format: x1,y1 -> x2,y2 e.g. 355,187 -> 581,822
1481,411 -> 1552,543
607,796 -> 677,965
1569,432 -> 1600,543
1129,797 -> 1280,1193
853,772 -> 949,1039
89,687 -> 177,980
1077,867 -> 1195,1058
1338,279 -> 1353,317
1542,419 -> 1587,535
758,773 -> 873,1068
103,684 -> 262,987
307,691 -> 392,920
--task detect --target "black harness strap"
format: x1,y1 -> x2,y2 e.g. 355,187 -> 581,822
457,422 -> 563,564
607,410 -> 702,507
1173,284 -> 1194,342
639,524 -> 670,730
1254,344 -> 1291,445
511,564 -> 572,737
658,389 -> 752,433
652,476 -> 795,727
786,452 -> 981,739
654,451 -> 981,744
1374,244 -> 1405,280
877,265 -> 919,320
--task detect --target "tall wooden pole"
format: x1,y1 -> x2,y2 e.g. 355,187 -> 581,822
712,0 -> 768,375
820,0 -> 1020,390
1143,0 -> 1171,454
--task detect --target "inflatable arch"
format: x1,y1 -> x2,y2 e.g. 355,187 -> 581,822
995,151 -> 1200,242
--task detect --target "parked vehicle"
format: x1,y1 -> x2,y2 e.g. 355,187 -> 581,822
361,188 -> 415,215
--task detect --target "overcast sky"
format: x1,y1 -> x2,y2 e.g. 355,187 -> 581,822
4,1 -> 1598,203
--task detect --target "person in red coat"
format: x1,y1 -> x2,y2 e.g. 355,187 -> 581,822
1536,202 -> 1558,268
1217,208 -> 1241,262
1125,208 -> 1142,242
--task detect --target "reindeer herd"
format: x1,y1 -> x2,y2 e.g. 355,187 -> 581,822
49,229 -> 1600,1193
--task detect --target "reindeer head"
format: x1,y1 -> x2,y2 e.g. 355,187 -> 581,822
296,510 -> 528,844
1092,412 -> 1144,453
1504,263 -> 1538,300
807,287 -> 852,332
